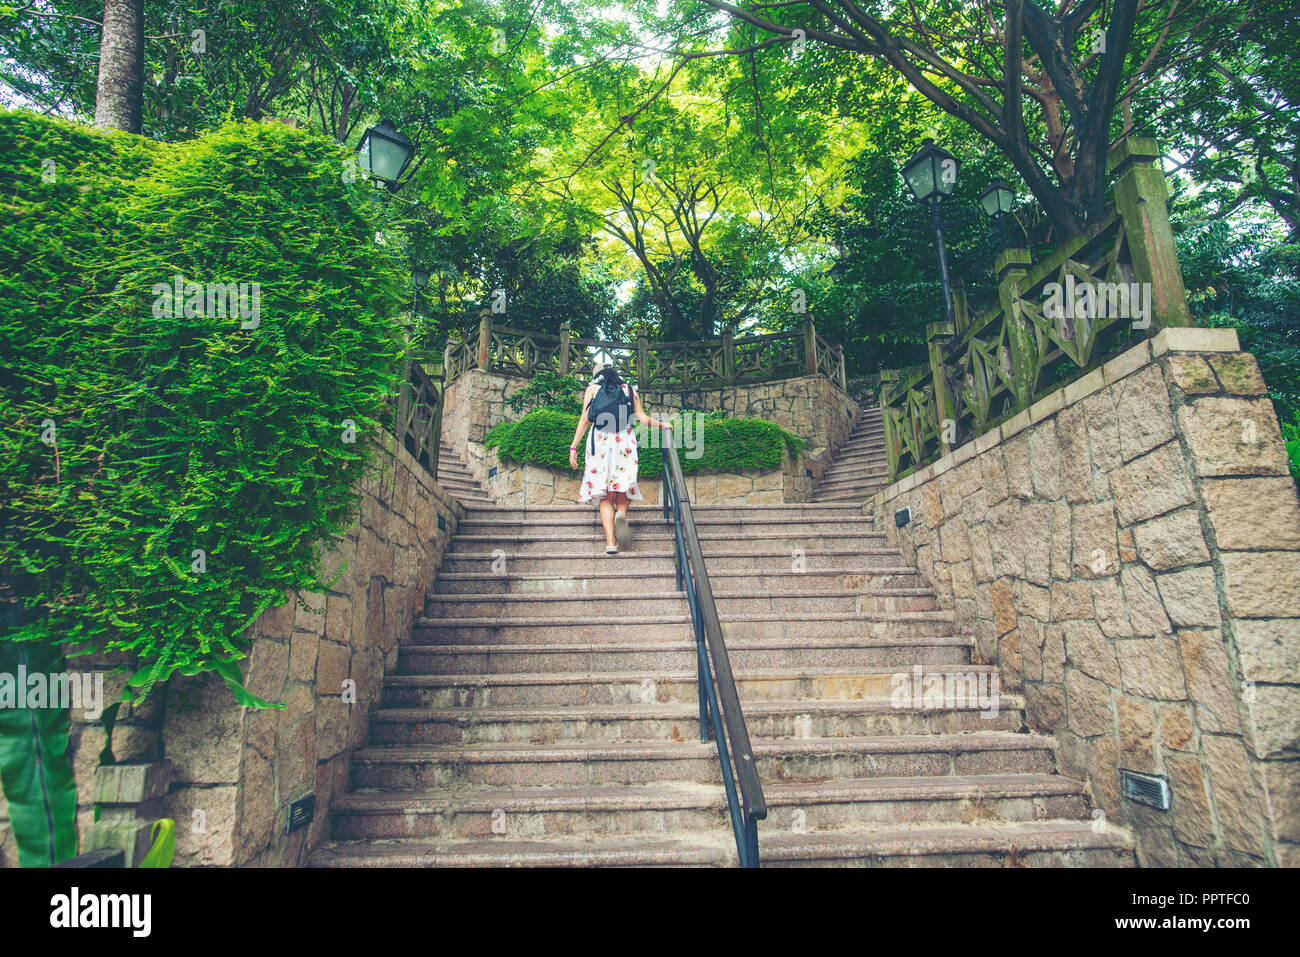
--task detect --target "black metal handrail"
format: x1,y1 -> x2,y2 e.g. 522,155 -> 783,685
659,431 -> 766,867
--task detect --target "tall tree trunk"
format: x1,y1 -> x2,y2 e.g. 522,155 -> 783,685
94,0 -> 145,133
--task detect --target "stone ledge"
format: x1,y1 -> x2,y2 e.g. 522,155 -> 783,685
1152,326 -> 1240,356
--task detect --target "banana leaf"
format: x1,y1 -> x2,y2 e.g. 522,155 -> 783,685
0,638 -> 79,867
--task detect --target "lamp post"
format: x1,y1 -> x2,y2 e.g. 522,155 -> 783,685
358,119 -> 416,192
980,180 -> 1015,251
901,138 -> 961,329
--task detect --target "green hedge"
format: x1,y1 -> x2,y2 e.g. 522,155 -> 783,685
0,111 -> 407,704
485,409 -> 805,475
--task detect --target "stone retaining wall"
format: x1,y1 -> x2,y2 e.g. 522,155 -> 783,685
441,367 -> 859,496
469,444 -> 809,507
871,328 -> 1300,866
0,432 -> 463,867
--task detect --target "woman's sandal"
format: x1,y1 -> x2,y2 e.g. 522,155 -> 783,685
614,512 -> 630,547
605,544 -> 618,554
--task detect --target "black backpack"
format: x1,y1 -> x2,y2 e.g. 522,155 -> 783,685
586,380 -> 634,454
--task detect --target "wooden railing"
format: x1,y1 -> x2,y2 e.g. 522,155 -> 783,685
880,137 -> 1193,482
444,316 -> 848,392
389,359 -> 443,476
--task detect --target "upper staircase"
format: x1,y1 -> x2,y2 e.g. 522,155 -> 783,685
436,442 -> 492,504
812,407 -> 889,504
311,498 -> 1134,867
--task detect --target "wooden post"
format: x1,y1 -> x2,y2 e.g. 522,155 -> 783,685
952,280 -> 970,334
802,317 -> 818,377
994,247 -> 1036,409
428,374 -> 443,477
476,309 -> 492,371
879,370 -> 901,480
926,321 -> 957,450
636,332 -> 649,386
442,340 -> 454,385
722,329 -> 736,385
558,321 -> 571,377
1108,136 -> 1192,328
835,345 -> 847,392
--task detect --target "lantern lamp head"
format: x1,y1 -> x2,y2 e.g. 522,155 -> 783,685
902,138 -> 960,204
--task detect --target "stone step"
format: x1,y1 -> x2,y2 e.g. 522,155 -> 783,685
395,635 -> 971,673
311,819 -> 1133,867
826,455 -> 887,471
410,610 -> 959,645
448,531 -> 890,555
382,663 -> 998,708
327,773 -> 1083,840
439,547 -> 907,575
813,488 -> 886,503
453,518 -> 880,540
366,696 -> 1024,745
430,568 -> 926,595
458,503 -> 869,523
348,732 -> 1057,789
757,820 -> 1134,867
422,590 -> 938,620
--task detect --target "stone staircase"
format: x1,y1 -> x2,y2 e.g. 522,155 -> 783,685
813,406 -> 889,503
311,499 -> 1133,867
436,442 -> 492,504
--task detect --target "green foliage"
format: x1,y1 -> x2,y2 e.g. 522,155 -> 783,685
0,638 -> 78,867
486,409 -> 804,475
0,111 -> 407,707
504,370 -> 589,417
1281,422 -> 1300,484
139,818 -> 176,869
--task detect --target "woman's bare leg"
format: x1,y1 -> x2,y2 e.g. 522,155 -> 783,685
598,493 -> 617,547
613,492 -> 631,545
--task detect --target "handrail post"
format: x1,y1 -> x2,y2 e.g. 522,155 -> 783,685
802,317 -> 818,376
722,329 -> 736,385
428,363 -> 444,477
835,344 -> 847,392
476,309 -> 493,371
558,321 -> 571,377
636,332 -> 650,385
1108,136 -> 1192,328
994,247 -> 1035,409
926,321 -> 957,452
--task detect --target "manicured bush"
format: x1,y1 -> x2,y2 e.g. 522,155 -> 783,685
0,111 -> 408,704
485,409 -> 805,474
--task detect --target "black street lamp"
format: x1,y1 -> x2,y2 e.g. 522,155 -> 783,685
980,180 -> 1016,251
901,138 -> 960,329
358,120 -> 416,191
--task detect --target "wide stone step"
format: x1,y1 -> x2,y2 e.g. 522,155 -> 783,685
382,663 -> 999,707
311,818 -> 1132,867
448,531 -> 890,555
422,590 -> 938,620
439,547 -> 908,575
348,732 -> 1057,789
327,773 -> 1083,840
366,696 -> 1024,745
431,568 -> 926,595
395,635 -> 970,673
310,834 -> 730,867
410,609 -> 959,644
452,518 -> 881,540
457,503 -> 870,523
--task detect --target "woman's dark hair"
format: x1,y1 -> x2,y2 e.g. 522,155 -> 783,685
594,366 -> 625,389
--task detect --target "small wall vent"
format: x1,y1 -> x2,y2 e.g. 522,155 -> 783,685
488,466 -> 498,478
1121,770 -> 1171,810
437,513 -> 446,531
895,506 -> 912,528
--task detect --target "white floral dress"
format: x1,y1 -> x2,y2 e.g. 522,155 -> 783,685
578,383 -> 643,504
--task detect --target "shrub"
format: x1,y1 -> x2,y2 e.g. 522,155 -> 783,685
0,111 -> 408,704
504,369 -> 588,417
486,409 -> 805,475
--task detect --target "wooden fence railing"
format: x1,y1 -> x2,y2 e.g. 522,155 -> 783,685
879,137 -> 1193,482
389,359 -> 442,476
443,317 -> 848,392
